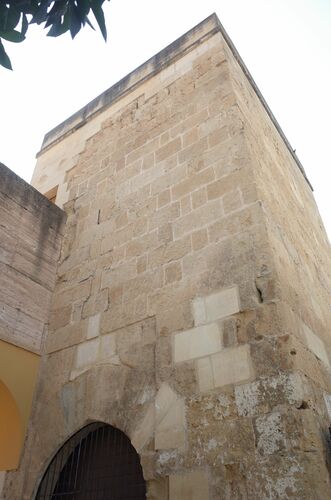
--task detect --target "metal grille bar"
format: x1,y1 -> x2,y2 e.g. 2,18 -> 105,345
35,423 -> 146,500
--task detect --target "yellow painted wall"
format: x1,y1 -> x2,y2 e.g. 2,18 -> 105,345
0,340 -> 40,470
0,381 -> 22,470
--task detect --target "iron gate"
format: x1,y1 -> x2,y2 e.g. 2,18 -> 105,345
35,423 -> 146,500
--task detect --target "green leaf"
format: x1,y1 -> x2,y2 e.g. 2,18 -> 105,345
85,16 -> 95,31
0,4 -> 9,32
0,30 -> 26,43
75,0 -> 90,22
91,2 -> 107,41
47,21 -> 68,37
69,5 -> 83,39
0,39 -> 12,70
21,14 -> 28,36
45,0 -> 67,27
4,5 -> 21,32
47,9 -> 70,38
31,1 -> 51,25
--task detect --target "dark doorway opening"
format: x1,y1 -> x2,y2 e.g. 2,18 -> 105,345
35,422 -> 146,499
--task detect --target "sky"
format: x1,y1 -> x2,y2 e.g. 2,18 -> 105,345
1,0 -> 330,239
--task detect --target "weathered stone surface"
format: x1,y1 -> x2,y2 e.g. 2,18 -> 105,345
5,13 -> 331,500
169,469 -> 209,499
131,404 -> 155,452
75,338 -> 99,368
155,384 -> 185,450
0,166 -> 65,352
196,356 -> 214,392
302,322 -> 330,367
234,371 -> 308,417
146,476 -> 169,500
87,313 -> 101,339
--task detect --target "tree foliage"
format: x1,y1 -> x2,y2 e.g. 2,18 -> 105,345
0,0 -> 109,70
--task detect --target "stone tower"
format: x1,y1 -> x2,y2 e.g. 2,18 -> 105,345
3,13 -> 331,500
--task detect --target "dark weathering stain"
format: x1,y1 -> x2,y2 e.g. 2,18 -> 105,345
0,162 -> 66,281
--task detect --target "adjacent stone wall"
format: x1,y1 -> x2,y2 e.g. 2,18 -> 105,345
0,163 -> 66,352
4,15 -> 331,500
0,164 -> 65,496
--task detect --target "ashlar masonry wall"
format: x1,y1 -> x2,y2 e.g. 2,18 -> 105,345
0,163 -> 65,492
0,163 -> 65,353
4,14 -> 331,500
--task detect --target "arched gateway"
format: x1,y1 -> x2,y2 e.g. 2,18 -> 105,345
35,423 -> 146,499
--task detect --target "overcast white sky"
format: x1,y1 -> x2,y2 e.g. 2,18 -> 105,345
1,0 -> 330,238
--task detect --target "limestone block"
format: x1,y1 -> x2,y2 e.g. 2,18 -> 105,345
49,305 -> 72,331
146,477 -> 169,500
196,356 -> 214,392
178,137 -> 209,166
173,199 -> 222,238
183,127 -> 198,148
174,323 -> 222,363
149,202 -> 180,231
149,235 -> 191,268
171,166 -> 213,200
156,302 -> 193,336
191,186 -> 208,209
155,399 -> 185,450
155,383 -> 185,450
302,323 -> 330,367
169,470 -> 209,500
99,333 -> 117,363
87,313 -> 100,339
191,228 -> 208,251
211,344 -> 253,388
52,280 -> 91,310
222,317 -> 238,347
137,255 -> 148,274
158,189 -> 171,208
165,262 -> 182,284
192,297 -> 206,325
45,320 -> 88,353
75,338 -> 99,368
223,188 -> 242,213
142,152 -> 155,170
155,383 -> 178,422
205,287 -> 240,323
158,223 -> 173,245
155,138 -> 181,163
180,194 -> 192,216
192,286 -> 240,326
131,404 -> 155,452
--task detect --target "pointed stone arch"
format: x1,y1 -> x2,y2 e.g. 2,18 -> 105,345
35,421 -> 146,499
